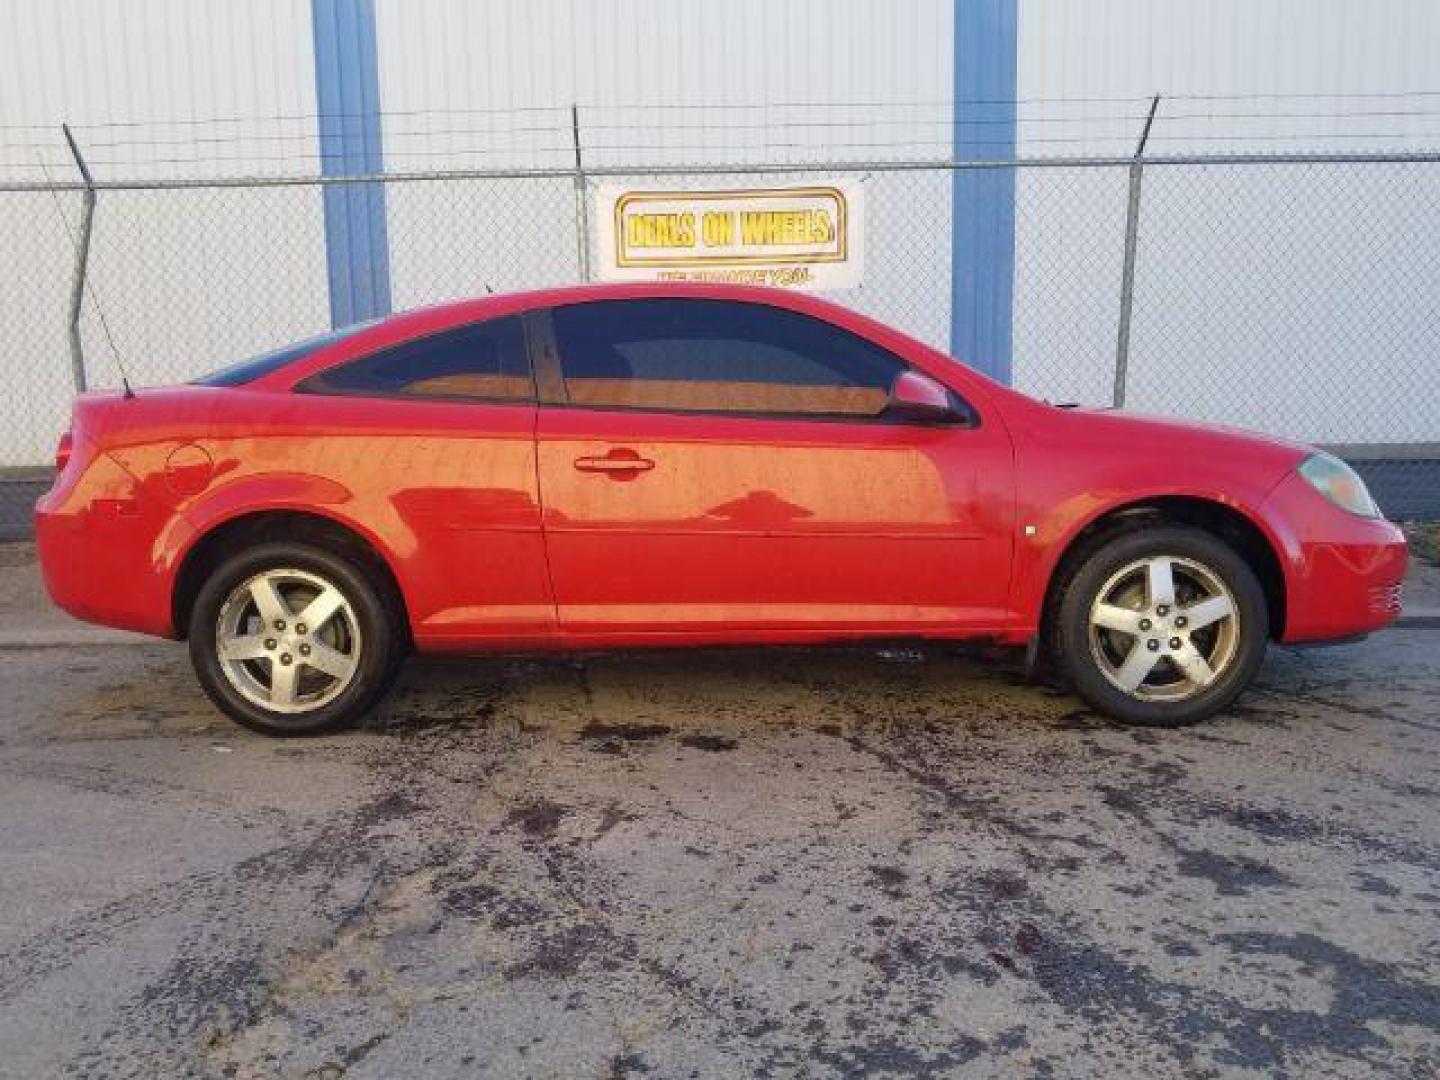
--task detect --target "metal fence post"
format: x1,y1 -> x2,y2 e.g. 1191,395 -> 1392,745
62,123 -> 96,393
571,104 -> 592,281
1112,94 -> 1160,409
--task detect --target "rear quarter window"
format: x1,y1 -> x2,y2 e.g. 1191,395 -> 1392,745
298,316 -> 532,402
193,322 -> 377,386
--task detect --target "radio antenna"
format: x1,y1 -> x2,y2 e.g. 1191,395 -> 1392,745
41,125 -> 134,398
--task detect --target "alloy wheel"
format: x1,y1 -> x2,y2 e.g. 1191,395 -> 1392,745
1086,555 -> 1241,702
214,568 -> 362,713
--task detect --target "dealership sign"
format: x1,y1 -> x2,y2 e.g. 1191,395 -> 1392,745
596,183 -> 864,291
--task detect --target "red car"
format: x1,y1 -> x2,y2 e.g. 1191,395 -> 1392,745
36,283 -> 1405,734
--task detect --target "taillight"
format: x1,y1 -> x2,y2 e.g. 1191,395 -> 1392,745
55,431 -> 73,473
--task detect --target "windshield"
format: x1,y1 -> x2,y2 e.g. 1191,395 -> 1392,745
193,321 -> 378,387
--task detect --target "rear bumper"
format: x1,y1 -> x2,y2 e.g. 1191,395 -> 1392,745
1262,472 -> 1408,643
34,456 -> 176,638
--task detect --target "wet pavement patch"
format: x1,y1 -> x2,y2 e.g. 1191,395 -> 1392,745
1352,869 -> 1402,898
504,797 -> 568,840
438,882 -> 544,928
677,732 -> 738,751
867,864 -> 910,896
578,722 -> 672,742
1172,844 -> 1296,896
503,922 -> 633,980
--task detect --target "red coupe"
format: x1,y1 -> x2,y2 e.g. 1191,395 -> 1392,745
36,284 -> 1406,734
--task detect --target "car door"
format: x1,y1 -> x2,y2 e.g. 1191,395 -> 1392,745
293,314 -> 555,643
531,297 -> 1015,637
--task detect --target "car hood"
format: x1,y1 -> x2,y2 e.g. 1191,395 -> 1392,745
994,397 -> 1316,501
1058,405 -> 1314,458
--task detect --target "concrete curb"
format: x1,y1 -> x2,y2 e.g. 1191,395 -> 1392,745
0,629 -> 156,648
0,478 -> 46,542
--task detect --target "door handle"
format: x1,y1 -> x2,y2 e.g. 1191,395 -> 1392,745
574,449 -> 655,475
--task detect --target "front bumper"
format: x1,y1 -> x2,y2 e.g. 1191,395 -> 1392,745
1261,471 -> 1408,643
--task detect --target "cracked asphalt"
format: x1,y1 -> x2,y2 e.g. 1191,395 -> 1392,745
1,553 -> 1439,1077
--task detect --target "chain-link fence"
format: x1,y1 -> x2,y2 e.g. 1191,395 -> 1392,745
2,152 -> 1437,523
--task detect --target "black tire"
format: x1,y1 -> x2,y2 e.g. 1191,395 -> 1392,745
188,541 -> 405,735
1053,525 -> 1268,727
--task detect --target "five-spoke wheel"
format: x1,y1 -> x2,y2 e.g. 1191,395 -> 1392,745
189,542 -> 404,735
1056,525 -> 1268,726
215,568 -> 363,713
1087,555 -> 1240,702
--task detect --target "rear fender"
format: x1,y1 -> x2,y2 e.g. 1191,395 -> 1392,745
154,473 -> 415,625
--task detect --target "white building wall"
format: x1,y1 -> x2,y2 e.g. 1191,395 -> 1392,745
1017,0 -> 1440,156
0,0 -> 322,182
1013,0 -> 1440,442
374,0 -> 954,170
0,0 -> 329,466
373,0 -> 956,350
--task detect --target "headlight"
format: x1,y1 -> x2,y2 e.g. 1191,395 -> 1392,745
1297,452 -> 1381,518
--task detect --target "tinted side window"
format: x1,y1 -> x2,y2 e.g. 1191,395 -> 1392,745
301,317 -> 532,401
551,299 -> 905,418
194,320 -> 378,386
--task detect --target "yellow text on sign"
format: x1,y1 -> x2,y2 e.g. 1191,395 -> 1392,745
624,209 -> 838,251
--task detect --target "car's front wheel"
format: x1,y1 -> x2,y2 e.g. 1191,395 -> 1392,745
1054,525 -> 1268,726
188,542 -> 404,735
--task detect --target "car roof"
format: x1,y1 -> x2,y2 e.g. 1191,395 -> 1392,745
254,282 -> 959,391
375,281 -> 867,329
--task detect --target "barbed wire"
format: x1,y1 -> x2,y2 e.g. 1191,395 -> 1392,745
8,133 -> 1440,169
8,93 -> 1440,182
12,105 -> 1440,155
8,89 -> 1440,133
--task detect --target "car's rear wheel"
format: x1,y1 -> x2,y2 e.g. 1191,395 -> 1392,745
188,542 -> 404,735
1054,525 -> 1268,726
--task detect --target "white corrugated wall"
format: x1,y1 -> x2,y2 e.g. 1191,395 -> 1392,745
1012,0 -> 1440,442
1018,0 -> 1440,155
0,0 -> 329,466
372,0 -> 956,349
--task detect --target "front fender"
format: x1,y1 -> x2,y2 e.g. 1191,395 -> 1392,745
1008,481 -> 1294,637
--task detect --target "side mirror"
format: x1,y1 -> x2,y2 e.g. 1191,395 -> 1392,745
887,371 -> 962,424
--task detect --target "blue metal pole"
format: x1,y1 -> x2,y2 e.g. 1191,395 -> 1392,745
312,0 -> 392,327
950,0 -> 1018,383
